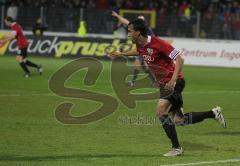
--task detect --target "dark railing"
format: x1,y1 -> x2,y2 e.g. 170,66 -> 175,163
1,6 -> 240,40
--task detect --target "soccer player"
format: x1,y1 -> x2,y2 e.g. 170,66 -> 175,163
112,11 -> 156,86
0,17 -> 42,78
110,19 -> 227,157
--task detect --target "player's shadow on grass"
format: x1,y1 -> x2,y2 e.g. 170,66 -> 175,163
182,141 -> 213,151
0,154 -> 162,161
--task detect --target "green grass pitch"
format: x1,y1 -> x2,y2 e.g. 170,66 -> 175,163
0,56 -> 240,166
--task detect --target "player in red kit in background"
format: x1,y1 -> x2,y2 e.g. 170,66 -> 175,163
0,17 -> 42,78
110,19 -> 227,157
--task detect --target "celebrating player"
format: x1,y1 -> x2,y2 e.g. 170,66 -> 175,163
110,19 -> 227,157
0,17 -> 42,78
112,11 -> 156,86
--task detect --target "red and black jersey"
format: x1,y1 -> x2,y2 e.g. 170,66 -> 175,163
11,22 -> 28,49
137,36 -> 184,84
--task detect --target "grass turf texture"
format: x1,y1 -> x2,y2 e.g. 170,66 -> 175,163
0,56 -> 240,166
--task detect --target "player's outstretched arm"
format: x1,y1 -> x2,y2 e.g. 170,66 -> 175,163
112,11 -> 130,25
109,48 -> 138,58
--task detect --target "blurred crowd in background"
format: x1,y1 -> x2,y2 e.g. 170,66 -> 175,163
1,0 -> 240,12
1,0 -> 240,40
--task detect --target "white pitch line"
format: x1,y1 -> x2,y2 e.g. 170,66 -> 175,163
0,90 -> 240,97
160,158 -> 240,166
184,90 -> 240,94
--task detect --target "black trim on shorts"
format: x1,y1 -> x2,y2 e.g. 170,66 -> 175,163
160,79 -> 185,109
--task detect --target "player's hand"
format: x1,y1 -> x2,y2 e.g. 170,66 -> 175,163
108,51 -> 123,59
165,79 -> 176,91
112,11 -> 119,17
110,51 -> 123,57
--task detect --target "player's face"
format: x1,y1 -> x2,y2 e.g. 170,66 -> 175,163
127,24 -> 140,43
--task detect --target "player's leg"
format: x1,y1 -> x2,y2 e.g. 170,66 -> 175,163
158,79 -> 186,157
157,99 -> 183,157
16,49 -> 31,77
23,48 -> 43,75
171,106 -> 227,128
166,79 -> 185,125
25,59 -> 43,75
167,79 -> 225,128
129,58 -> 141,86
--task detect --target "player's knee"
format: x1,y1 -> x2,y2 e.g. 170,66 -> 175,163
170,107 -> 185,125
156,109 -> 166,117
16,56 -> 22,62
156,104 -> 168,117
173,115 -> 185,126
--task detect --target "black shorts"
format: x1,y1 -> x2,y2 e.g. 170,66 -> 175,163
17,48 -> 28,58
160,79 -> 185,109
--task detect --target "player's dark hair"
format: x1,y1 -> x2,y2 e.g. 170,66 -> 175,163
128,19 -> 148,37
5,16 -> 14,22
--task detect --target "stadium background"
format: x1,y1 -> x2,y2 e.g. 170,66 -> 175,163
0,0 -> 240,166
1,0 -> 240,39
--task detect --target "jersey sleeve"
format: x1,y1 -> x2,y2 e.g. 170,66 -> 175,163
158,39 -> 180,60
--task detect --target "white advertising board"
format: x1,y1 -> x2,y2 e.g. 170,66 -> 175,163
169,38 -> 240,68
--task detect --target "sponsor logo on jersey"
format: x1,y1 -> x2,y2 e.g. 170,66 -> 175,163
147,48 -> 153,55
142,54 -> 154,62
